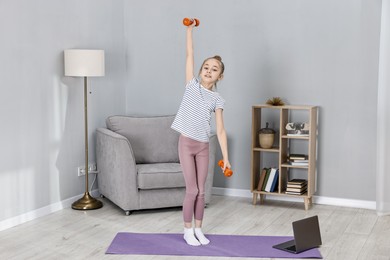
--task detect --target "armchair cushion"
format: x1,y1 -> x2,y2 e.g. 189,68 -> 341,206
137,163 -> 185,189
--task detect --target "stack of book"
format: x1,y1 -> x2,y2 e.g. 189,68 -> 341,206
288,154 -> 308,166
285,179 -> 307,195
257,167 -> 279,192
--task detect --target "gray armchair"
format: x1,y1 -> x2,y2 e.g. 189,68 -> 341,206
96,115 -> 217,215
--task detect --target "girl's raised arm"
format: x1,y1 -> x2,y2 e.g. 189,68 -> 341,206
185,26 -> 195,84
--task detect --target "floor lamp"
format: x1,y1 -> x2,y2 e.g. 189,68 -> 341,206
64,49 -> 104,210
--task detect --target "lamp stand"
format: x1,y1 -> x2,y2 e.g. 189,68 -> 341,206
72,77 -> 103,210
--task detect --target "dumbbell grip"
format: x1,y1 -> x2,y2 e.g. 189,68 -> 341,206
218,160 -> 233,177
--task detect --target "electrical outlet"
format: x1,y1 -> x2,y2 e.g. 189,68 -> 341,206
77,166 -> 85,176
77,163 -> 97,176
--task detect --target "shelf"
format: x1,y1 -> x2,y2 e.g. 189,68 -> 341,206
281,135 -> 309,140
281,191 -> 309,198
252,104 -> 317,110
252,190 -> 310,198
281,163 -> 309,169
252,190 -> 280,195
253,147 -> 279,152
251,104 -> 318,210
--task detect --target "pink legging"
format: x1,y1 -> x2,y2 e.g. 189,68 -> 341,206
178,135 -> 209,223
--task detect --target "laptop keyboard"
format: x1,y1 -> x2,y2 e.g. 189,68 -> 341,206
286,245 -> 296,251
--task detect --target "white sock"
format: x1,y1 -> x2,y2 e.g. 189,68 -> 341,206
184,228 -> 201,246
194,228 -> 210,245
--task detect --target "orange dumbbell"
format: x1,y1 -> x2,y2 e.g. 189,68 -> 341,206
183,17 -> 200,27
218,160 -> 233,177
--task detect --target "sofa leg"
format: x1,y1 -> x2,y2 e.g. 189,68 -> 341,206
125,210 -> 132,216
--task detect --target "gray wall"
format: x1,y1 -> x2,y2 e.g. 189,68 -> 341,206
0,0 -> 126,221
0,0 -> 382,223
125,0 -> 381,200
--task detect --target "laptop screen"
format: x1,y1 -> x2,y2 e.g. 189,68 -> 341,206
293,215 -> 322,252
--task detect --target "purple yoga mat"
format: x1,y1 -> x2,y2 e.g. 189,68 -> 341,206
106,232 -> 322,258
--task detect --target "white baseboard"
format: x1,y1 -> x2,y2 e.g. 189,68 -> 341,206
0,188 -> 377,232
212,187 -> 377,210
0,190 -> 99,232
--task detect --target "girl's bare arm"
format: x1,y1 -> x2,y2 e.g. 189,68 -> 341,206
216,109 -> 231,170
186,26 -> 195,84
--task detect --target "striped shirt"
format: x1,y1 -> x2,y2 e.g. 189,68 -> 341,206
171,77 -> 225,143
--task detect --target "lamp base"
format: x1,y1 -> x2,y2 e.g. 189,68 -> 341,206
72,192 -> 103,210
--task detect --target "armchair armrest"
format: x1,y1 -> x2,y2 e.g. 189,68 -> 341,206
96,128 -> 139,211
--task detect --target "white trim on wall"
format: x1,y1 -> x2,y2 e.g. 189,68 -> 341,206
1,188 -> 376,232
212,187 -> 376,210
0,190 -> 99,232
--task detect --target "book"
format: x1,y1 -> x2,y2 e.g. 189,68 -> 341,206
261,168 -> 272,191
285,190 -> 307,195
287,179 -> 307,189
270,169 -> 279,192
288,154 -> 308,160
287,179 -> 307,185
257,168 -> 268,191
286,185 -> 307,193
287,132 -> 309,137
265,168 -> 277,192
287,182 -> 307,188
289,161 -> 309,166
288,159 -> 309,163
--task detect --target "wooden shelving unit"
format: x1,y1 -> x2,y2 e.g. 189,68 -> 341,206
251,105 -> 318,210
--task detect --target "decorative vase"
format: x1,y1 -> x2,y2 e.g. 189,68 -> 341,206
259,122 -> 275,149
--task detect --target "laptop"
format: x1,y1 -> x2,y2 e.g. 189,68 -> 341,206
273,215 -> 322,254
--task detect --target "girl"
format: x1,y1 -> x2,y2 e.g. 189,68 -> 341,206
171,22 -> 231,246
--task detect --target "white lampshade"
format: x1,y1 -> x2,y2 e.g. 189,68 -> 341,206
64,49 -> 105,77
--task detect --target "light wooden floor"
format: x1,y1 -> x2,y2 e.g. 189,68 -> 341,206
1,195 -> 389,260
